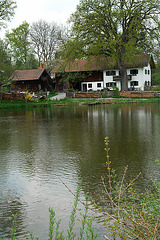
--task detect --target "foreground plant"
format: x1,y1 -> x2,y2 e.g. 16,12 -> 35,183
6,182 -> 97,240
96,137 -> 160,240
2,138 -> 160,240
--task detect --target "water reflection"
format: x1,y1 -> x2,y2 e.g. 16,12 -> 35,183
0,103 -> 160,239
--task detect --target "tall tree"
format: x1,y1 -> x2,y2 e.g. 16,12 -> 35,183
0,39 -> 13,88
5,21 -> 31,68
66,0 -> 160,91
30,20 -> 65,65
0,0 -> 16,29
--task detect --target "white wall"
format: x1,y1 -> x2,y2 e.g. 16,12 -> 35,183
81,63 -> 151,92
103,70 -> 120,90
81,81 -> 103,91
104,64 -> 151,91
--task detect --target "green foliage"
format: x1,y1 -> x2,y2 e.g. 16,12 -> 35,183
65,72 -> 86,84
5,21 -> 31,68
65,0 -> 160,90
112,87 -> 120,98
152,61 -> 160,86
64,71 -> 87,90
98,137 -> 160,239
11,213 -> 17,240
0,39 -> 14,86
0,97 -> 160,110
67,182 -> 81,239
24,53 -> 39,70
45,59 -> 62,73
151,85 -> 160,91
48,207 -> 64,240
0,0 -> 16,28
6,182 -> 98,240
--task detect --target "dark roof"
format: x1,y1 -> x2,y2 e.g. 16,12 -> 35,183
11,69 -> 46,81
50,54 -> 155,73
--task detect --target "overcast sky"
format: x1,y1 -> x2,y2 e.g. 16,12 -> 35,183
1,0 -> 80,37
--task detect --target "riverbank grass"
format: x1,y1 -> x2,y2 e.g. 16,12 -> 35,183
0,97 -> 160,109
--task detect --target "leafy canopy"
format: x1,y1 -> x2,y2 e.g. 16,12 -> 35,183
0,40 -> 13,86
64,0 -> 160,90
0,0 -> 17,29
68,0 -> 160,60
5,21 -> 31,68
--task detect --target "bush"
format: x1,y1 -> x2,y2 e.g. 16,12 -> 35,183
151,85 -> 160,91
112,87 -> 120,98
95,137 -> 160,239
67,88 -> 74,92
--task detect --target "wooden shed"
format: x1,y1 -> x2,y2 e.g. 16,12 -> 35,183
11,69 -> 52,93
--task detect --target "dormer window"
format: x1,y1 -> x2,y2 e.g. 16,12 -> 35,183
130,69 -> 138,75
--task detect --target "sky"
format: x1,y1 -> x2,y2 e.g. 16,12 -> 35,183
1,0 -> 80,37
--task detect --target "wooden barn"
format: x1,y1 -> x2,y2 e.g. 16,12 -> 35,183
11,69 -> 52,93
41,54 -> 155,92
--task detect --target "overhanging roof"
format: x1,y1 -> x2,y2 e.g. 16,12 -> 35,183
50,54 -> 155,73
11,69 -> 46,81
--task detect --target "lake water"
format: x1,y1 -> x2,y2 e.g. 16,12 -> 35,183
0,103 -> 160,239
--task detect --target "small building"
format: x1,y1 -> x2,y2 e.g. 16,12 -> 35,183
42,54 -> 155,92
102,54 -> 155,92
11,69 -> 52,93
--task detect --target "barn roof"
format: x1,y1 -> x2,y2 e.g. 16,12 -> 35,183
11,69 -> 47,81
48,54 -> 155,73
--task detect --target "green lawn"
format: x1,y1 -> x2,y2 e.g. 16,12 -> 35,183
0,97 -> 159,110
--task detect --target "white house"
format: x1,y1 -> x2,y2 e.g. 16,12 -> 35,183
48,54 -> 155,92
103,63 -> 152,91
81,54 -> 155,92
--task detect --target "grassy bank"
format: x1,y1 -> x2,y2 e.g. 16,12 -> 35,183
0,97 -> 160,110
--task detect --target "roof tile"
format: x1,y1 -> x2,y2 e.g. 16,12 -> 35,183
11,69 -> 45,81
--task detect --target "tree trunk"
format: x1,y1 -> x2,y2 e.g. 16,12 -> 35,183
121,67 -> 128,91
118,62 -> 128,91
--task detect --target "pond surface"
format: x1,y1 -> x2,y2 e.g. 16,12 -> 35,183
0,103 -> 160,239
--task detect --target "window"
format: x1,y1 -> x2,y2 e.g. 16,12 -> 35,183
145,81 -> 150,86
130,69 -> 138,75
97,83 -> 101,88
26,85 -> 31,91
145,69 -> 147,74
130,81 -> 138,86
106,70 -> 116,76
88,83 -> 92,88
106,82 -> 116,87
148,70 -> 150,75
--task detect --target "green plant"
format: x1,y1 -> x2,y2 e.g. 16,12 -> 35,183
112,87 -> 120,98
97,137 -> 160,240
67,182 -> 81,239
67,88 -> 74,92
11,213 -> 17,240
151,85 -> 160,91
5,182 -> 98,240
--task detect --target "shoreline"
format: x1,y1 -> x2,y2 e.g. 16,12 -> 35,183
0,97 -> 159,110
